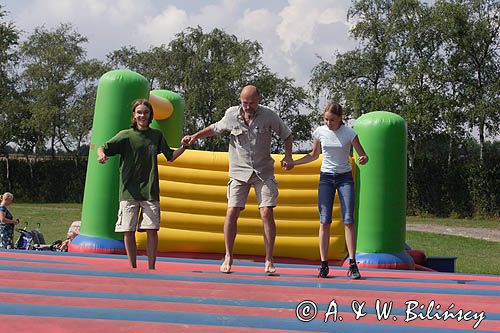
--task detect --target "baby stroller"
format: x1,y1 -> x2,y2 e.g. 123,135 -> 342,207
15,222 -> 62,251
14,222 -> 33,250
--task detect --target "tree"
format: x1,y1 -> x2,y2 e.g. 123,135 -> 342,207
255,72 -> 313,152
310,0 -> 400,120
107,44 -> 170,89
388,0 -> 452,167
0,5 -> 20,153
109,26 -> 311,152
434,0 -> 499,161
310,0 -> 499,165
19,23 -> 107,158
309,0 -> 499,217
161,27 -> 266,151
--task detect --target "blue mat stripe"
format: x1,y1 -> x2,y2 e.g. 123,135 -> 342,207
1,286 -> 498,320
0,256 -> 90,266
189,269 -> 500,286
0,303 -> 492,333
1,264 -> 497,297
3,255 -> 498,287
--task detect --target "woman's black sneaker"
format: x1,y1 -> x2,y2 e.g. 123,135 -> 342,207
347,262 -> 361,279
318,265 -> 329,278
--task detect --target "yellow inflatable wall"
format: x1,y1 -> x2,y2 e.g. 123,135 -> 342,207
137,150 -> 350,261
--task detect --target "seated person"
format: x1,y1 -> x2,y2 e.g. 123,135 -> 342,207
59,220 -> 81,251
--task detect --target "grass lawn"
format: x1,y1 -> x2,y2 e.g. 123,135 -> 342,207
407,215 -> 499,229
9,203 -> 82,243
406,231 -> 500,275
7,203 -> 500,276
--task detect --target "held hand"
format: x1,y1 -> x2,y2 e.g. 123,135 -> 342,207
97,151 -> 108,164
358,155 -> 368,165
14,219 -> 20,225
281,156 -> 294,171
180,136 -> 191,148
181,135 -> 196,147
181,136 -> 190,146
280,159 -> 287,170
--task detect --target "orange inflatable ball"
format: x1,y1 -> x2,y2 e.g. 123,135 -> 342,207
149,93 -> 174,120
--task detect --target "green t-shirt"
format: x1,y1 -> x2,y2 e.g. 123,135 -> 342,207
102,127 -> 173,201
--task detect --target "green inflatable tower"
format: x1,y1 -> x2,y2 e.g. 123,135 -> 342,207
353,111 -> 414,269
72,70 -> 149,253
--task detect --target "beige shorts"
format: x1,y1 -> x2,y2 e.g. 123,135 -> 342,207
227,174 -> 278,209
115,200 -> 160,232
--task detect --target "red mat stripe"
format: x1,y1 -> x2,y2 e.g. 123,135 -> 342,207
2,260 -> 499,293
0,315 -> 310,333
3,275 -> 498,313
1,293 -> 497,331
4,271 -> 497,302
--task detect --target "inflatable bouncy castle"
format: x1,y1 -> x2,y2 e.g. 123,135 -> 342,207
72,69 -> 414,269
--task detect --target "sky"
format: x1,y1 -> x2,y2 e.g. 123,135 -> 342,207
2,0 -> 358,87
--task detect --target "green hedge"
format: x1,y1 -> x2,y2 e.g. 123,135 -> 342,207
407,153 -> 499,218
0,158 -> 87,202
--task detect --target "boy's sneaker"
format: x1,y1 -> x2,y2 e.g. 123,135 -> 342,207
347,262 -> 361,279
318,265 -> 329,278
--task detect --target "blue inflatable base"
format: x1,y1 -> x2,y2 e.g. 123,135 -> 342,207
353,251 -> 415,270
70,234 -> 125,254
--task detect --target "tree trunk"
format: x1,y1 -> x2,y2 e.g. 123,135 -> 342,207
51,126 -> 57,159
479,119 -> 485,162
24,154 -> 34,190
447,134 -> 453,168
5,154 -> 12,192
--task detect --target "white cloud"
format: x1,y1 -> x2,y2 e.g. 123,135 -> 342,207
9,0 -> 153,58
272,0 -> 355,84
136,6 -> 189,47
190,0 -> 243,31
238,8 -> 278,35
14,0 -> 147,28
277,0 -> 350,53
135,0 -> 244,50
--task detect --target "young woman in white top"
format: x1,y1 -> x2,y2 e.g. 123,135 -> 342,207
290,102 -> 368,279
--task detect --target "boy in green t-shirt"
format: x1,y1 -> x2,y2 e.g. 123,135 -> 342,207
97,99 -> 187,269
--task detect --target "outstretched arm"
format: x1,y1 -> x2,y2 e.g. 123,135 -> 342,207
169,146 -> 187,162
181,126 -> 217,147
280,134 -> 294,169
352,136 -> 368,165
291,139 -> 321,167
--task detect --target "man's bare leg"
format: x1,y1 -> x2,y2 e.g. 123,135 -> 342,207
146,229 -> 158,270
260,206 -> 276,273
124,231 -> 137,269
220,207 -> 240,273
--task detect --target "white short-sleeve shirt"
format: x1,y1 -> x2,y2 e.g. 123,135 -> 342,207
313,124 -> 357,174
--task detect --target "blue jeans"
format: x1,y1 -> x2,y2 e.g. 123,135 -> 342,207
318,171 -> 355,225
